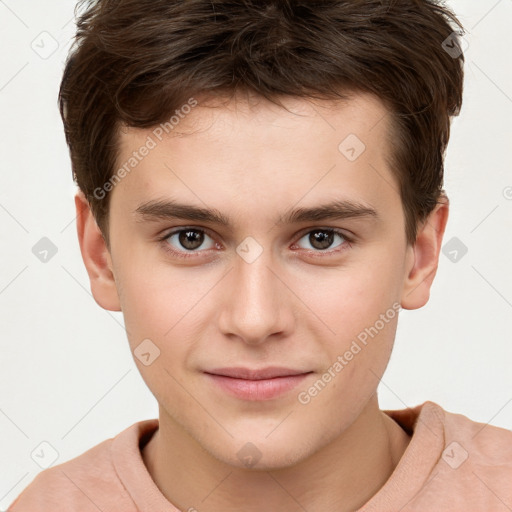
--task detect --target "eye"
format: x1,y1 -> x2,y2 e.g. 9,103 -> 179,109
158,226 -> 352,260
294,228 -> 351,252
162,228 -> 216,254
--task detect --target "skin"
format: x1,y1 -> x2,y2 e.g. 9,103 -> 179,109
76,91 -> 449,512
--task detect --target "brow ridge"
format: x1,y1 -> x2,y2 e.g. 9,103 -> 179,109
134,198 -> 379,227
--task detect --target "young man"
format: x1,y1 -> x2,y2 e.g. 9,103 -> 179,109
8,0 -> 512,510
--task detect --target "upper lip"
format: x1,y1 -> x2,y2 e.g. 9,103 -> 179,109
205,367 -> 312,380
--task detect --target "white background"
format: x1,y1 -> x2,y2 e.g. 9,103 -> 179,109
0,0 -> 511,507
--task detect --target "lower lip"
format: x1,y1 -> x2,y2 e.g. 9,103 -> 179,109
205,373 -> 311,401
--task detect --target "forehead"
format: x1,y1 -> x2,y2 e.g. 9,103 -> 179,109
111,91 -> 399,229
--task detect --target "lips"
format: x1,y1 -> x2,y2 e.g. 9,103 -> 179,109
204,367 -> 313,401
205,366 -> 311,380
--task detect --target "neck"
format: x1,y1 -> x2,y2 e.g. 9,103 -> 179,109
142,395 -> 411,512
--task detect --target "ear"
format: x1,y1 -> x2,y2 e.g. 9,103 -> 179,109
401,195 -> 449,310
75,190 -> 121,311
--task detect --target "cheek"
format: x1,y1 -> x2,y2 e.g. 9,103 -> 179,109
302,254 -> 402,333
115,266 -> 198,410
297,251 -> 402,396
303,310 -> 399,423
114,255 -> 222,380
114,247 -> 196,339
292,323 -> 397,448
116,272 -> 166,342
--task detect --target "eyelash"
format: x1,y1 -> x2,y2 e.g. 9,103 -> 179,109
157,227 -> 354,260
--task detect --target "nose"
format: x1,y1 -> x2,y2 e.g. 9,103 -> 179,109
217,247 -> 295,345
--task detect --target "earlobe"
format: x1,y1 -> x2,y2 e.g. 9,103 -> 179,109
75,190 -> 121,312
401,196 -> 449,310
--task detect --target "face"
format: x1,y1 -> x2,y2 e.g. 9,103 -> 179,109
102,92 -> 417,468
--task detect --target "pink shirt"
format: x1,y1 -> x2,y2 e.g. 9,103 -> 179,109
8,401 -> 512,511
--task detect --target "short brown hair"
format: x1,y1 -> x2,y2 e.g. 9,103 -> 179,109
59,0 -> 465,247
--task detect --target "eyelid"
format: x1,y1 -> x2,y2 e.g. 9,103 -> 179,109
294,225 -> 354,242
159,225 -> 216,241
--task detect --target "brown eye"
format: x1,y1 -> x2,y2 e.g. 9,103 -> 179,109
296,229 -> 347,251
164,228 -> 216,252
178,229 -> 205,250
309,230 -> 334,250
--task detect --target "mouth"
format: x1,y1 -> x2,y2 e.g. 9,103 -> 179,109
204,367 -> 313,401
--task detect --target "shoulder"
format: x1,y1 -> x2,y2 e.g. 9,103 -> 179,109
7,426 -> 141,512
437,402 -> 512,466
418,401 -> 512,509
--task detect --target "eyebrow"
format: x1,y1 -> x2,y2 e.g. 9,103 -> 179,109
134,198 -> 379,226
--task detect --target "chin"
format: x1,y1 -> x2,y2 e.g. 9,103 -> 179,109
221,444 -> 311,471
201,427 -> 319,471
